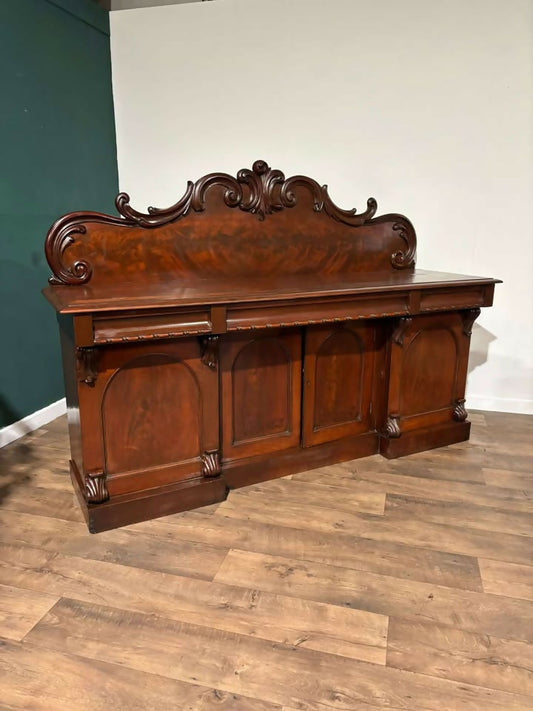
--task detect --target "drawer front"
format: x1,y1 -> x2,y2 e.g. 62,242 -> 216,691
93,308 -> 212,344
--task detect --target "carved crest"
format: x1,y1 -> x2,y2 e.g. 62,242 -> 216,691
44,160 -> 417,286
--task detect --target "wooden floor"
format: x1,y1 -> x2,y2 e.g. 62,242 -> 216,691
0,411 -> 532,710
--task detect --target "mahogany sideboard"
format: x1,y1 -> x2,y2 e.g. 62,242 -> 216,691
43,160 -> 500,532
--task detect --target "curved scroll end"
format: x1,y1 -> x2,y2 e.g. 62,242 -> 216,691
389,217 -> 417,269
383,414 -> 401,438
45,219 -> 94,285
85,470 -> 109,504
116,182 -> 195,227
453,399 -> 468,422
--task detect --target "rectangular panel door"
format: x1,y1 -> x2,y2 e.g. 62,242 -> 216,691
302,322 -> 376,447
220,329 -> 302,461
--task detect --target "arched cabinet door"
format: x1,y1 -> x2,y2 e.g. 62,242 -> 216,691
77,338 -> 219,497
220,329 -> 302,461
302,323 -> 376,447
382,311 -> 474,457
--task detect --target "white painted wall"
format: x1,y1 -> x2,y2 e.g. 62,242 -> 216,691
110,0 -> 533,414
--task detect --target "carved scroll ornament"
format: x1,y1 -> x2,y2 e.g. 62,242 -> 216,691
44,160 -> 416,285
201,450 -> 221,478
453,399 -> 468,422
85,470 -> 109,504
200,336 -> 219,370
462,308 -> 481,337
392,317 -> 413,346
383,415 -> 401,438
76,347 -> 98,386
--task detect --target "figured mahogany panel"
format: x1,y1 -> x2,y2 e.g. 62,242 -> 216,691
44,160 -> 416,288
401,329 -> 457,415
302,324 -> 376,446
102,354 -> 200,474
220,330 -> 302,460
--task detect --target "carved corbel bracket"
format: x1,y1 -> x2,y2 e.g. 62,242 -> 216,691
462,308 -> 481,337
453,398 -> 468,422
85,470 -> 109,504
200,336 -> 219,370
383,414 -> 401,438
392,317 -> 413,346
76,347 -> 99,386
201,450 -> 221,478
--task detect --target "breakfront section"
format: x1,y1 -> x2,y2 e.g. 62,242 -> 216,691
380,309 -> 480,457
60,317 -> 225,532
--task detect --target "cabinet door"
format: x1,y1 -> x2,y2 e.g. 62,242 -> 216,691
385,311 -> 472,436
302,323 -> 376,447
77,337 -> 219,498
220,330 -> 302,461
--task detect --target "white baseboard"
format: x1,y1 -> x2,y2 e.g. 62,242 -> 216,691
0,398 -> 67,448
467,395 -> 533,415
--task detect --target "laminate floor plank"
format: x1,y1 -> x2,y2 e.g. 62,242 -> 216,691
478,559 -> 533,601
0,584 -> 58,641
0,510 -> 229,582
214,549 -> 533,643
0,485 -> 84,522
482,468 -> 533,492
387,618 -> 533,696
0,638 -> 278,711
24,597 -> 533,711
385,494 -> 533,537
290,466 -> 533,513
224,477 -> 386,516
0,543 -> 387,664
216,490 -> 533,565
136,511 -> 484,591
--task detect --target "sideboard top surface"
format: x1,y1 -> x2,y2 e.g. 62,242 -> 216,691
43,268 -> 500,314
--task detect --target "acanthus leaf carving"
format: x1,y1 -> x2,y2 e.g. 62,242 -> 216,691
392,317 -> 413,346
85,470 -> 109,504
462,308 -> 481,337
383,414 -> 401,438
201,450 -> 221,478
453,399 -> 468,422
76,347 -> 99,386
45,160 -> 396,285
200,336 -> 219,370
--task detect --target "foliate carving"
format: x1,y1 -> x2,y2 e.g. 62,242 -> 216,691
201,450 -> 221,478
383,415 -> 401,438
45,160 -> 386,285
85,470 -> 109,503
200,336 -> 219,370
453,399 -> 468,422
76,347 -> 98,386
462,308 -> 481,337
392,317 -> 413,346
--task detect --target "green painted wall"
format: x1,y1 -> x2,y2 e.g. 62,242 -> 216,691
0,0 -> 118,427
